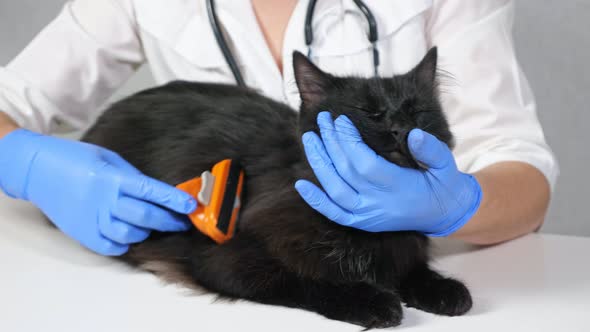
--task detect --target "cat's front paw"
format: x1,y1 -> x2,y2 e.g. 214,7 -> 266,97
402,277 -> 472,316
359,290 -> 404,329
324,283 -> 403,329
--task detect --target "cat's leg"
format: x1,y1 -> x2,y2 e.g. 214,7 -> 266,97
299,282 -> 404,329
190,236 -> 404,328
398,264 -> 472,316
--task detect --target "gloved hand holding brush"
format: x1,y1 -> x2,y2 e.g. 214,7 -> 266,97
0,129 -> 197,255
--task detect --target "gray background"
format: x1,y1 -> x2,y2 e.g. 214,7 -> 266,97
1,1 -> 588,236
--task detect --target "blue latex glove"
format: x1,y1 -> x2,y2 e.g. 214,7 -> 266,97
0,129 -> 197,255
295,112 -> 482,236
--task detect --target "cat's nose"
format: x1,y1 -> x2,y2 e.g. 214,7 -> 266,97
389,125 -> 408,142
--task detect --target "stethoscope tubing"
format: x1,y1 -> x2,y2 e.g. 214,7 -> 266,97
207,0 -> 380,87
206,0 -> 247,87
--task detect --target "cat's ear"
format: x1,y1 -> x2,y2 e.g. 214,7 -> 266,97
412,47 -> 438,88
293,51 -> 333,108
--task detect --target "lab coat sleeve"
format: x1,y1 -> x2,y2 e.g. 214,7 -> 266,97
0,0 -> 144,134
427,0 -> 559,191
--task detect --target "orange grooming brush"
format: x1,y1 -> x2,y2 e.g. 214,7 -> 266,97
176,159 -> 244,244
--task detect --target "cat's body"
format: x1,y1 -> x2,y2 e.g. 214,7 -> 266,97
82,50 -> 471,328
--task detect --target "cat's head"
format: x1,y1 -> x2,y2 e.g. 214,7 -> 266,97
293,48 -> 453,169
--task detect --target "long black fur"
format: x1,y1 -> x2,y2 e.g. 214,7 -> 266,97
82,48 -> 471,328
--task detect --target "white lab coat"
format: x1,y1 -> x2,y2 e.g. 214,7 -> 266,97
0,0 -> 558,189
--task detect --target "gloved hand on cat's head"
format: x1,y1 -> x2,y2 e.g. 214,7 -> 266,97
0,129 -> 197,255
295,112 -> 482,236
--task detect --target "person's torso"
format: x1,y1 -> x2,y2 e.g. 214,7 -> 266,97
132,0 -> 433,109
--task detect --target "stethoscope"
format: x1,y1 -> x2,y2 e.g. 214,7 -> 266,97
206,0 -> 380,88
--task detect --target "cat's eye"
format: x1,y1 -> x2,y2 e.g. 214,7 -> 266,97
368,112 -> 385,120
368,107 -> 387,120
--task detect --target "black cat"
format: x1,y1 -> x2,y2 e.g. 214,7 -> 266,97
82,48 -> 471,328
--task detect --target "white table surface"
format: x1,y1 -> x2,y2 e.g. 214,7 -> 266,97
0,193 -> 588,332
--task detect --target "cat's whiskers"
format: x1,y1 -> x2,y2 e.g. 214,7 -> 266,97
420,121 -> 436,132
